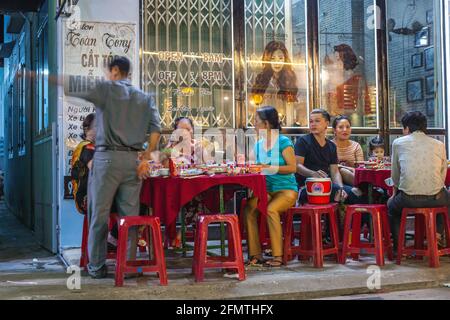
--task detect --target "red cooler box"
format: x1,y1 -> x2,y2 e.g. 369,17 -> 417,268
305,178 -> 332,204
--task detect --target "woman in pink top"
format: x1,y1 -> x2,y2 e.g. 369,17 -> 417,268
331,115 -> 364,186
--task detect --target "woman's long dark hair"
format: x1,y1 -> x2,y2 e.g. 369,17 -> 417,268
252,41 -> 298,102
256,106 -> 282,130
81,113 -> 95,140
334,44 -> 359,71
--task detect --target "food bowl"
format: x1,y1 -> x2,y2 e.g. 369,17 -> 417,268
158,168 -> 169,176
150,170 -> 160,177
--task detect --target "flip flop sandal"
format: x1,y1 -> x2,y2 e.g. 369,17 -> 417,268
245,257 -> 265,267
437,233 -> 446,249
263,259 -> 283,268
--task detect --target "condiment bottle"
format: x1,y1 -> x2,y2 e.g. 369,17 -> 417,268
169,158 -> 178,177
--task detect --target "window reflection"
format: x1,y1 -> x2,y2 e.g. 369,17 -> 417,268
319,0 -> 377,128
322,44 -> 371,119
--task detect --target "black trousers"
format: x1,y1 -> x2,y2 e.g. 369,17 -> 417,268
387,188 -> 450,251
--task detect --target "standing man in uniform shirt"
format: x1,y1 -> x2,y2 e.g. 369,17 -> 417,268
388,111 -> 449,253
67,56 -> 161,278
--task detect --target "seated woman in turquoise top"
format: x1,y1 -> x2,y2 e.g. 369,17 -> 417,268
244,106 -> 298,268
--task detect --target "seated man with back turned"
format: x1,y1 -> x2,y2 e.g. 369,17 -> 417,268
388,111 -> 449,253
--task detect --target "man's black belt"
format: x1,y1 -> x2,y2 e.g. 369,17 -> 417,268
400,190 -> 444,200
95,145 -> 141,152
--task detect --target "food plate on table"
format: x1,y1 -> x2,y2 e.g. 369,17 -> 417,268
158,168 -> 170,176
248,164 -> 263,174
206,164 -> 228,174
355,161 -> 382,170
180,168 -> 204,177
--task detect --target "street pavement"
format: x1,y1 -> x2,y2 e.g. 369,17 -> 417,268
1,201 -> 450,300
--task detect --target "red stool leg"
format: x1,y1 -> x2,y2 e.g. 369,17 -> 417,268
230,217 -> 246,280
115,220 -> 128,287
147,220 -> 155,259
340,207 -> 353,264
396,211 -> 408,265
414,214 -> 425,260
311,211 -> 324,268
151,219 -> 168,285
351,213 -> 362,261
80,215 -> 89,269
194,219 -> 209,282
227,222 -> 235,260
372,210 -> 385,267
426,212 -> 439,268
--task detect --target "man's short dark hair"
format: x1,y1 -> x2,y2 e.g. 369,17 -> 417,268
401,111 -> 427,133
311,108 -> 331,122
108,56 -> 131,76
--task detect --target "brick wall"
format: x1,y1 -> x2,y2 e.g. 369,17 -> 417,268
387,0 -> 436,127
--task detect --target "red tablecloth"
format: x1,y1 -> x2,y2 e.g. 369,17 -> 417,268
140,174 -> 268,238
354,168 -> 450,194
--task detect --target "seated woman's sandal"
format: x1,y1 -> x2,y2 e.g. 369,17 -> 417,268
263,258 -> 283,268
245,256 -> 265,267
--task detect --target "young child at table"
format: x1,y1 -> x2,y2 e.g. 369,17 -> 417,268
367,136 -> 391,202
368,136 -> 385,161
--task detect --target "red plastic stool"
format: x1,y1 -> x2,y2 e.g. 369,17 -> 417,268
282,208 -> 310,264
341,205 -> 393,266
115,216 -> 167,286
80,213 -> 119,270
192,214 -> 245,282
283,204 -> 340,268
397,207 -> 450,268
